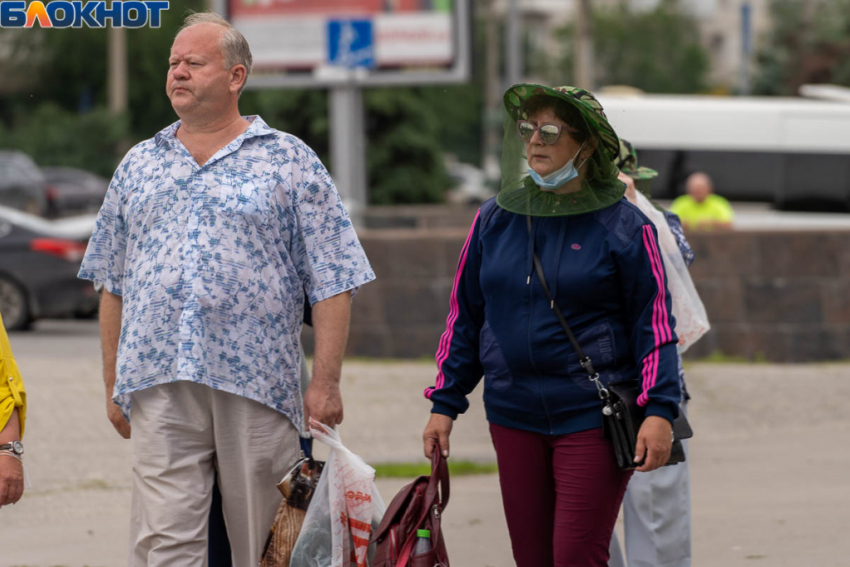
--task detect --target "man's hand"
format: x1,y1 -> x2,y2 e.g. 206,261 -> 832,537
307,291 -> 351,429
423,413 -> 453,459
100,291 -> 128,438
107,399 -> 131,439
303,380 -> 344,428
634,415 -> 673,472
0,454 -> 24,508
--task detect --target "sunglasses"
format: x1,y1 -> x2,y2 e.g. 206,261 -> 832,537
517,120 -> 579,145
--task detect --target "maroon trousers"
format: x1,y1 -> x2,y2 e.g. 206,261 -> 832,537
489,424 -> 632,567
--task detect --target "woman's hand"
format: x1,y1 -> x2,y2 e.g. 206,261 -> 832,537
423,413 -> 453,459
0,454 -> 24,508
634,415 -> 673,472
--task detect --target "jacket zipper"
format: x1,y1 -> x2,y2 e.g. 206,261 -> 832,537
527,266 -> 554,435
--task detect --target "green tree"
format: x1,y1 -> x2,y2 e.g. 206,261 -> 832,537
0,104 -> 129,178
546,0 -> 710,94
753,0 -> 850,96
0,1 -> 487,204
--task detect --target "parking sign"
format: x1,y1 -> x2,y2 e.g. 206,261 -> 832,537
327,19 -> 375,69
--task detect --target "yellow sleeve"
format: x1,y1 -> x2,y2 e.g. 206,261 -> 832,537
0,314 -> 26,438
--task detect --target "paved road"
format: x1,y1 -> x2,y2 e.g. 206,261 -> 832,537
1,320 -> 849,566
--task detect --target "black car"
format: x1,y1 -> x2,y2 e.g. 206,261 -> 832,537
0,150 -> 48,217
0,204 -> 99,330
41,166 -> 109,217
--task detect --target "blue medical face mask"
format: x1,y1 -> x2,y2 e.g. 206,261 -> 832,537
528,143 -> 586,191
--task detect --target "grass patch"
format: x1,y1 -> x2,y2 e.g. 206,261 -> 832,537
685,350 -> 767,365
373,460 -> 497,478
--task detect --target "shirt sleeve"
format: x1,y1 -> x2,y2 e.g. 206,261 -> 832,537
663,210 -> 695,266
289,141 -> 375,305
616,223 -> 681,424
424,210 -> 486,419
0,316 -> 26,438
78,169 -> 127,296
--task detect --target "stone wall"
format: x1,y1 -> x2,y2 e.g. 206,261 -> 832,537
304,224 -> 850,362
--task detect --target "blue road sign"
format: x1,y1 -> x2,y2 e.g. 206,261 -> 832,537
328,19 -> 375,69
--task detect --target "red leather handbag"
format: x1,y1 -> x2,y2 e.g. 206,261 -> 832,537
370,451 -> 450,567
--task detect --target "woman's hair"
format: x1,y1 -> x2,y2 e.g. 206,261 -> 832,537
521,95 -> 614,184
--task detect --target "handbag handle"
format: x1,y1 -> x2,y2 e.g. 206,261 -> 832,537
527,216 -> 609,401
397,450 -> 450,567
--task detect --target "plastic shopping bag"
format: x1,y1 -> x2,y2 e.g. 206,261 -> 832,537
634,192 -> 710,352
290,419 -> 386,567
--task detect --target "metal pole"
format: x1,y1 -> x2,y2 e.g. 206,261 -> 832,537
574,0 -> 595,90
505,0 -> 523,89
482,0 -> 501,183
107,25 -> 127,115
330,83 -> 367,227
740,1 -> 752,96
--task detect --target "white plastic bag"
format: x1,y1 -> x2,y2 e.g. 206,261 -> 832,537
290,419 -> 386,567
634,192 -> 710,352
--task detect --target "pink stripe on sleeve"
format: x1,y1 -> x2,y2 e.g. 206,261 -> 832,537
425,210 -> 480,400
638,225 -> 672,405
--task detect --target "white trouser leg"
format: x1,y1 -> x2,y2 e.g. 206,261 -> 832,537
211,387 -> 300,567
621,402 -> 691,567
129,382 -> 217,567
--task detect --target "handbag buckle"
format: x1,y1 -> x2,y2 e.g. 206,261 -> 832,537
580,356 -> 596,375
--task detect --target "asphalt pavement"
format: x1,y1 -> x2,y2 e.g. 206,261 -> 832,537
0,320 -> 849,566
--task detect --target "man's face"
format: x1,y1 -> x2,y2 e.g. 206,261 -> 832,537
167,24 -> 236,119
686,175 -> 712,203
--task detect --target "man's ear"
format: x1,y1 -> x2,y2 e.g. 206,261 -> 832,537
230,65 -> 247,94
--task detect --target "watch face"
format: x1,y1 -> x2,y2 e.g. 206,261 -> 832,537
12,441 -> 23,455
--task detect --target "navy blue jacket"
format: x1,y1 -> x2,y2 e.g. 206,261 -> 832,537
425,197 -> 681,436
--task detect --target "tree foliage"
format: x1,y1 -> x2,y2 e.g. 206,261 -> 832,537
546,0 -> 710,94
0,0 -> 485,204
753,0 -> 850,96
0,104 -> 129,178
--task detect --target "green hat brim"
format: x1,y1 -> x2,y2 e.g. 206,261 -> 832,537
621,166 -> 658,181
503,84 -> 620,161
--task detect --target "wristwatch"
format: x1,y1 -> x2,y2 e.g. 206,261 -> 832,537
0,441 -> 24,457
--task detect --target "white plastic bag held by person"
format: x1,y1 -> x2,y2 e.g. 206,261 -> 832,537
290,419 -> 385,567
633,191 -> 710,351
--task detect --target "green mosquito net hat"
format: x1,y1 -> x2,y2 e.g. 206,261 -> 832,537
498,84 -> 625,217
615,138 -> 658,198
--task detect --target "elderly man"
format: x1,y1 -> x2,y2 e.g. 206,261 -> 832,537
670,172 -> 734,231
79,12 -> 374,566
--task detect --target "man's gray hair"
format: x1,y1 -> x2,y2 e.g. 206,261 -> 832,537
177,12 -> 253,95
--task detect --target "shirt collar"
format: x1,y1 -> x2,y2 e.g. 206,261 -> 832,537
154,115 -> 276,148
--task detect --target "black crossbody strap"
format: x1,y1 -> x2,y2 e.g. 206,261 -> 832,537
526,216 -> 608,399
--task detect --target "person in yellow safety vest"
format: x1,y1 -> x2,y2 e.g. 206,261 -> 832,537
0,312 -> 27,509
670,172 -> 734,231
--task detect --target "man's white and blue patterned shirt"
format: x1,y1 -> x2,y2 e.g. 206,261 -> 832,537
79,116 -> 375,431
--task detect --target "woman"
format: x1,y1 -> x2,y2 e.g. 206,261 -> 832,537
421,85 -> 681,566
0,312 -> 27,509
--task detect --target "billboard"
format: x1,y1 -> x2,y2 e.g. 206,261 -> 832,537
220,0 -> 470,88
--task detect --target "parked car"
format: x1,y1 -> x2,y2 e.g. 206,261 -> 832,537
0,150 -> 49,216
444,158 -> 495,205
0,204 -> 99,330
41,166 -> 109,217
